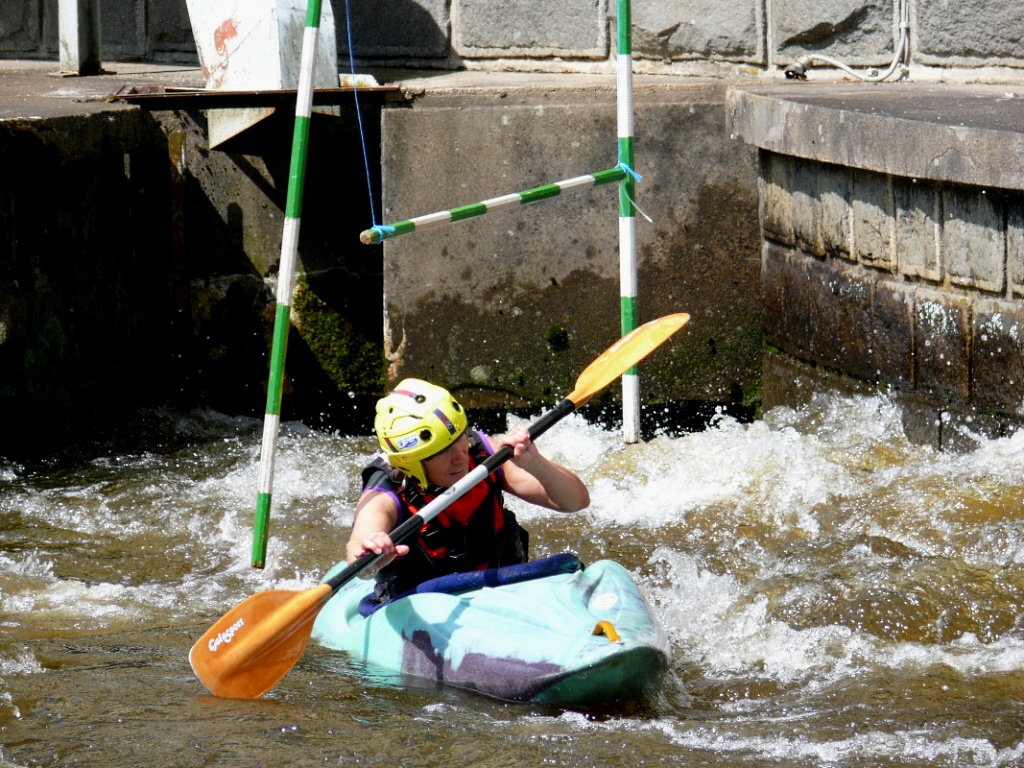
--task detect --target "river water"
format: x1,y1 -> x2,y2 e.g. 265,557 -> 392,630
2,393 -> 1024,767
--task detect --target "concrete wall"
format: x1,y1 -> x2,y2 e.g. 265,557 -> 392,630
729,83 -> 1024,451
0,100 -> 386,459
0,111 -> 180,459
379,83 -> 761,415
0,76 -> 762,461
6,0 -> 1024,458
4,1 -> 1024,79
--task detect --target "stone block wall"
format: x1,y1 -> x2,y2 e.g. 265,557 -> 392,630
728,81 -> 1024,449
752,139 -> 1024,450
4,0 -> 1024,78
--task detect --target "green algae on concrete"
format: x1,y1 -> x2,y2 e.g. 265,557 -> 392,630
291,275 -> 385,395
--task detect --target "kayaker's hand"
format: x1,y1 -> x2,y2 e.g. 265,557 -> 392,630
497,426 -> 540,470
355,532 -> 409,579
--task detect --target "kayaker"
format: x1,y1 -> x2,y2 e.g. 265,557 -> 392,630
346,378 -> 590,605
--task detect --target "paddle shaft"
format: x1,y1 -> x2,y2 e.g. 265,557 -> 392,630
323,399 -> 576,592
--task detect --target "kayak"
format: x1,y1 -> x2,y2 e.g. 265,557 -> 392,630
310,553 -> 671,706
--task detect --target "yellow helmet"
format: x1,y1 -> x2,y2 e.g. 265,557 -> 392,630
374,379 -> 468,487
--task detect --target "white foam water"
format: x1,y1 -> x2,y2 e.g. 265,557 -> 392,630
2,393 -> 1023,767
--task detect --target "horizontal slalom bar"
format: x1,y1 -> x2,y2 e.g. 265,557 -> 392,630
359,165 -> 631,245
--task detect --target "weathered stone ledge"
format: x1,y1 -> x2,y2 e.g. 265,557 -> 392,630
728,83 -> 1024,190
728,83 -> 1024,450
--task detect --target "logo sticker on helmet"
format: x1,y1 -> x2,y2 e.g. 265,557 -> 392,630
395,434 -> 420,450
434,408 -> 457,435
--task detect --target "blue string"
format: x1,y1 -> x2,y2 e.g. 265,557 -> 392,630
343,0 -> 379,227
616,162 -> 642,183
366,225 -> 396,242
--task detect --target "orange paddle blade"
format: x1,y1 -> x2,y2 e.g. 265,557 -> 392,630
569,313 -> 690,408
189,583 -> 333,699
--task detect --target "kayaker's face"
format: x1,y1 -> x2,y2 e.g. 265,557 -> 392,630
422,432 -> 470,487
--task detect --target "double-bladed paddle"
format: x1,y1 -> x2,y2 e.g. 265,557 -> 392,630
189,312 -> 690,699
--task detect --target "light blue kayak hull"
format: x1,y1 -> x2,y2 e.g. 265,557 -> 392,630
311,557 -> 670,705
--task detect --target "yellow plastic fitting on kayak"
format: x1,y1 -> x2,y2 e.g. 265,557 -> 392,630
592,620 -> 620,643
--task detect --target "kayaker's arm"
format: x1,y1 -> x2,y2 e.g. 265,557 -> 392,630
346,491 -> 408,577
492,427 -> 590,513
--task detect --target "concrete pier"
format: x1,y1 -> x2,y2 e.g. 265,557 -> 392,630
376,74 -> 762,413
729,82 -> 1024,450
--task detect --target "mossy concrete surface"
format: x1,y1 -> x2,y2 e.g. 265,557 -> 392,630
380,81 -> 763,417
0,89 -> 386,460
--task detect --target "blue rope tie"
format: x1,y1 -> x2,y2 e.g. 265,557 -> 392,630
616,162 -> 642,183
369,225 -> 397,242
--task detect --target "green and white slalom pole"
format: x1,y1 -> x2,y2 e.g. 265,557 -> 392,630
252,0 -> 323,569
359,167 -> 628,245
617,0 -> 640,443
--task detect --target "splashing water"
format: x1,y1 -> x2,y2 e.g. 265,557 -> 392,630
1,393 -> 1024,767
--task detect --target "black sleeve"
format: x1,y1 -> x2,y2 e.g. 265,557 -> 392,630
360,455 -> 393,493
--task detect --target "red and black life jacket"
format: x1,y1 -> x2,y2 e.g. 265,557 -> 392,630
359,431 -> 529,603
